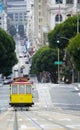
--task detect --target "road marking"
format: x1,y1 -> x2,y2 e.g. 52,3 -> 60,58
40,124 -> 63,128
18,118 -> 23,121
36,84 -> 52,107
0,110 -> 9,120
20,125 -> 27,129
75,87 -> 79,91
78,93 -> 80,96
59,118 -> 71,121
74,87 -> 80,96
66,124 -> 80,128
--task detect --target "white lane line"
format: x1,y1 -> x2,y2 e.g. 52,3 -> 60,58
74,87 -> 80,96
75,87 -> 79,91
20,125 -> 27,129
66,125 -> 80,129
59,118 -> 71,121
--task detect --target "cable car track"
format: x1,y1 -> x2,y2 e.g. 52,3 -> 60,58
17,111 -> 45,130
14,111 -> 18,130
0,109 -> 17,130
0,108 -> 80,130
18,111 -> 72,130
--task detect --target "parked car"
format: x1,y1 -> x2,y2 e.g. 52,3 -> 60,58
3,79 -> 13,85
6,75 -> 12,79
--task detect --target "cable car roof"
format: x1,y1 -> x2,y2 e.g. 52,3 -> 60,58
11,77 -> 33,84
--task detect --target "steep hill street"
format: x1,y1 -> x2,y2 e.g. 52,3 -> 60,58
0,83 -> 80,130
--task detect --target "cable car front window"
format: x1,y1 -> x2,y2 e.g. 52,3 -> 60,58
12,85 -> 17,94
26,85 -> 31,94
19,85 -> 24,94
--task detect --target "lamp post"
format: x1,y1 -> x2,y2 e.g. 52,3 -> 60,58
56,35 -> 60,83
56,2 -> 61,83
58,48 -> 60,83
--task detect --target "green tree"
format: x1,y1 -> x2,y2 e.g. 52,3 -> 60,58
30,46 -> 64,83
0,28 -> 18,76
66,33 -> 80,71
48,15 -> 80,49
9,25 -> 16,36
48,15 -> 80,83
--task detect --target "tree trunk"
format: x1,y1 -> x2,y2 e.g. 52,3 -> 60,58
78,71 -> 80,82
50,72 -> 58,83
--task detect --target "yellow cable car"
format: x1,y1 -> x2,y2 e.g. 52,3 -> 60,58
9,77 -> 34,110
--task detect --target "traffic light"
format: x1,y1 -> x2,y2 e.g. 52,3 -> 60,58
56,35 -> 60,44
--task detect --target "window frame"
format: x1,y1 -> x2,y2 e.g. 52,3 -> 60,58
56,0 -> 63,4
26,85 -> 31,94
19,84 -> 25,94
66,0 -> 73,4
12,85 -> 18,94
55,14 -> 62,22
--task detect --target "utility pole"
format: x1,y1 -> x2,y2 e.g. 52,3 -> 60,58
57,3 -> 61,83
56,35 -> 60,83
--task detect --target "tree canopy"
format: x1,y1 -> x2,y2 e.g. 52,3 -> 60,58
0,28 -> 18,76
47,15 -> 80,82
30,15 -> 80,83
48,15 -> 80,49
66,33 -> 80,71
30,46 -> 64,83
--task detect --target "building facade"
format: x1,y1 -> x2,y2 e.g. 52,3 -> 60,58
0,10 -> 7,31
7,0 -> 28,33
33,0 -> 80,49
0,1 -> 7,31
48,0 -> 80,30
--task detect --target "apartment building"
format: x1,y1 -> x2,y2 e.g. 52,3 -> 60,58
48,0 -> 80,29
0,1 -> 7,31
0,10 -> 7,31
33,0 -> 80,49
7,0 -> 28,33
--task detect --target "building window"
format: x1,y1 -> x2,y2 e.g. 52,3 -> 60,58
55,14 -> 62,22
20,16 -> 22,18
8,14 -> 13,21
56,0 -> 63,4
78,0 -> 80,3
15,19 -> 18,21
15,13 -> 18,16
66,14 -> 71,17
66,0 -> 73,4
15,16 -> 18,19
20,19 -> 23,21
20,13 -> 22,15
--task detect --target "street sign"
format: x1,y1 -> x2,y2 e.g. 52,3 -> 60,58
54,61 -> 63,65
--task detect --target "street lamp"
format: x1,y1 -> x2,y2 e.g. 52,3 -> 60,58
56,35 -> 60,83
56,35 -> 69,83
